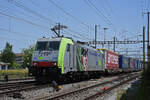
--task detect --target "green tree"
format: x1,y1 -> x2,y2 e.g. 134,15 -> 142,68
22,45 -> 34,68
12,61 -> 20,69
0,42 -> 15,68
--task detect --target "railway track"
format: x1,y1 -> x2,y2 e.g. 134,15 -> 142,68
32,72 -> 141,100
0,76 -> 52,97
84,74 -> 140,100
0,81 -> 53,98
0,77 -> 34,82
0,81 -> 37,96
0,77 -> 35,93
0,72 -> 141,99
0,80 -> 35,87
0,81 -> 35,90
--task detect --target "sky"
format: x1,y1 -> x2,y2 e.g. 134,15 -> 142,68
0,0 -> 149,59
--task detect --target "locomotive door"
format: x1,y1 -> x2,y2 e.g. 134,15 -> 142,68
66,44 -> 71,67
64,44 -> 75,73
63,44 -> 71,73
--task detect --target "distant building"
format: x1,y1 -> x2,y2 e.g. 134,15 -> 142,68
0,53 -> 24,67
0,62 -> 9,70
15,53 -> 24,67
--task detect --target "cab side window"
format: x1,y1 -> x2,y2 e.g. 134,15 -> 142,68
67,44 -> 70,52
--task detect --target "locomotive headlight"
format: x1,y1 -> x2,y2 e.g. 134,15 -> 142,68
33,62 -> 37,66
51,62 -> 57,66
54,62 -> 57,66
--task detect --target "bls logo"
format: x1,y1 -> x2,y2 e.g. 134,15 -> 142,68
108,53 -> 118,64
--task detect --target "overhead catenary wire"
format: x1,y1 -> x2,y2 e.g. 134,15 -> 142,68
0,11 -> 49,29
7,0 -> 55,25
63,30 -> 84,41
0,2 -> 51,27
0,8 -> 56,39
0,27 -> 39,38
67,29 -> 93,41
87,0 -> 113,25
97,0 -> 112,19
0,35 -> 27,42
147,0 -> 150,11
104,0 -> 114,14
28,0 -> 93,41
84,0 -> 112,26
0,0 -> 143,58
7,1 -> 141,45
29,0 -> 57,23
47,0 -> 91,29
141,0 -> 144,14
144,0 -> 148,11
8,0 -> 92,42
84,0 -> 120,44
140,0 -> 145,26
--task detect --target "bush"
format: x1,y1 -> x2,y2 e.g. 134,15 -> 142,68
0,69 -> 28,79
12,61 -> 20,69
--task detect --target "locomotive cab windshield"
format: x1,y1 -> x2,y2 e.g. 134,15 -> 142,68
35,41 -> 60,51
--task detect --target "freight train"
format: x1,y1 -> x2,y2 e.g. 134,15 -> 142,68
29,37 -> 143,81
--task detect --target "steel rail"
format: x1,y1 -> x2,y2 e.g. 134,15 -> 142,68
0,77 -> 34,82
0,81 -> 36,90
0,83 -> 52,96
85,75 -> 140,100
0,80 -> 35,88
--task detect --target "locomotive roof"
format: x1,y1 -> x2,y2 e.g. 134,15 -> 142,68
37,37 -> 74,42
37,37 -> 62,42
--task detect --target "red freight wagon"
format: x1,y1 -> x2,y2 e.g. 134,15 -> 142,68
97,49 -> 119,72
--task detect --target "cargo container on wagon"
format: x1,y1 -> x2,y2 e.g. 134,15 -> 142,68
133,59 -> 138,71
140,61 -> 143,70
138,61 -> 143,70
137,59 -> 142,71
129,58 -> 135,71
141,61 -> 143,70
137,60 -> 140,70
119,55 -> 130,72
97,49 -> 119,73
137,61 -> 140,70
